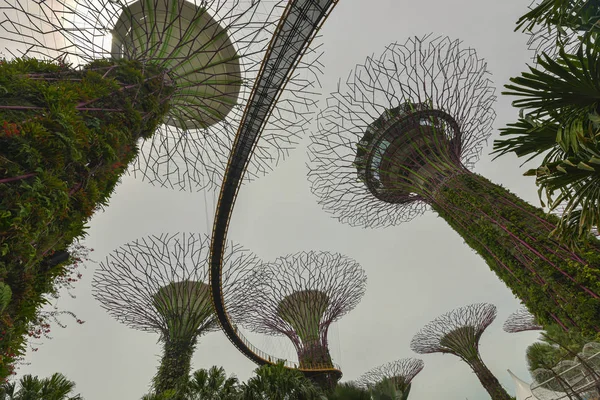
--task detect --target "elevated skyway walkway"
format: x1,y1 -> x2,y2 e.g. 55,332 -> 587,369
209,0 -> 342,380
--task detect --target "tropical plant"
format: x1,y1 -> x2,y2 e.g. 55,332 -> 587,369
0,56 -> 171,377
240,362 -> 325,400
515,0 -> 600,34
493,36 -> 600,243
183,367 -> 239,400
0,373 -> 82,400
526,324 -> 600,372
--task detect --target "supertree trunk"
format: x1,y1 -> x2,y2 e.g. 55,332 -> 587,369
298,341 -> 334,369
428,170 -> 600,333
154,336 -> 196,394
468,357 -> 512,400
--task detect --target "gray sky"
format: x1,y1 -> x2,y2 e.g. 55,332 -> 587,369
17,0 -> 548,398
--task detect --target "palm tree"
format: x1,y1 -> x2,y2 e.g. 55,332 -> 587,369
493,36 -> 600,243
240,362 -> 325,400
0,373 -> 82,400
140,366 -> 238,400
184,367 -> 239,400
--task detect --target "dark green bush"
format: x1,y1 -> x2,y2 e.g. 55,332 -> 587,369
0,57 -> 172,377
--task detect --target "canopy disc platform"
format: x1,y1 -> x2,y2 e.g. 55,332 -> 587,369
354,103 -> 461,204
111,0 -> 242,130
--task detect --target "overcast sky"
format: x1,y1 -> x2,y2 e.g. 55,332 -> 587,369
16,0 -> 549,399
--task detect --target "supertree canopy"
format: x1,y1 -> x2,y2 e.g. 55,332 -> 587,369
357,358 -> 424,396
503,307 -> 543,333
1,0 -> 320,192
92,232 -> 261,395
243,251 -> 367,387
411,303 -> 511,400
109,0 -> 242,131
306,34 -> 600,334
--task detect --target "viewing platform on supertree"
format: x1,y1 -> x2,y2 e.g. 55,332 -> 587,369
92,232 -> 262,395
307,34 -> 600,334
357,358 -> 424,397
242,251 -> 367,388
503,307 -> 543,333
411,303 -> 512,400
0,0 -> 317,192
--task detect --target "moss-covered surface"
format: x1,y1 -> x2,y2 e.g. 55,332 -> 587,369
153,337 -> 196,395
0,57 -> 172,377
432,172 -> 600,334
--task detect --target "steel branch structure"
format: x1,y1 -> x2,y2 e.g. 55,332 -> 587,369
0,0 -> 318,191
306,34 -> 600,333
307,35 -> 495,227
243,251 -> 366,386
208,0 -> 341,379
504,307 -> 543,333
92,232 -> 261,395
530,342 -> 600,399
357,358 -> 424,395
411,303 -> 511,400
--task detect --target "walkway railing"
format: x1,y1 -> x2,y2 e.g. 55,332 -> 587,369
209,0 -> 342,378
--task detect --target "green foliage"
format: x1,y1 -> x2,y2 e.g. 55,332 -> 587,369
183,367 -> 239,400
493,17 -> 600,243
0,372 -> 82,400
142,364 -> 328,400
0,284 -> 11,314
0,57 -> 172,377
240,362 -> 326,400
153,338 -> 197,397
432,172 -> 600,334
515,0 -> 600,34
526,324 -> 600,372
326,382 -> 370,400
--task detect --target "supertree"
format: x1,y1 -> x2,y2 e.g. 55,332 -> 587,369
0,0 -> 319,193
411,303 -> 511,400
242,251 -> 367,389
503,307 -> 543,333
357,358 -> 424,399
92,232 -> 261,395
306,34 -> 600,334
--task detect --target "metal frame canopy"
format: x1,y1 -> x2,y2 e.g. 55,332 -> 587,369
307,35 -> 496,228
111,0 -> 242,130
93,232 -> 261,338
242,251 -> 367,373
1,0 -> 318,192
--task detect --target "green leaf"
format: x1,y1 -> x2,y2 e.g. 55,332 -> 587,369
577,161 -> 596,171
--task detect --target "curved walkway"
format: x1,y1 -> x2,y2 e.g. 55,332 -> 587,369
209,0 -> 341,380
